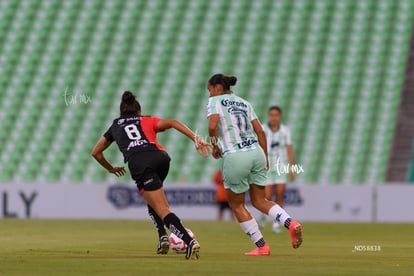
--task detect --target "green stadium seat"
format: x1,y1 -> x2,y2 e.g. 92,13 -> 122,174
0,0 -> 411,184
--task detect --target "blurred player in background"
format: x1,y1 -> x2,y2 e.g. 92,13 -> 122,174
213,169 -> 234,221
91,91 -> 207,260
206,74 -> 303,256
258,106 -> 295,233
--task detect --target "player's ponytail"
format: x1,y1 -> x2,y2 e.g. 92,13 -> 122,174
122,91 -> 136,104
222,76 -> 237,87
209,73 -> 237,91
120,91 -> 141,116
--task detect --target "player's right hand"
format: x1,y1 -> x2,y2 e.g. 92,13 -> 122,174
194,136 -> 211,158
109,167 -> 126,177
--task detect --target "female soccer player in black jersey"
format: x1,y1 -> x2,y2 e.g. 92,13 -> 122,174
92,91 -> 205,260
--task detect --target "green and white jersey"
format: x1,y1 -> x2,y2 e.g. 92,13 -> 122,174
263,123 -> 291,169
207,93 -> 259,155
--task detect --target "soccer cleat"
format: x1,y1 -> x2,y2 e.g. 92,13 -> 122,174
244,244 -> 271,256
157,235 -> 170,255
288,220 -> 303,249
185,240 -> 200,260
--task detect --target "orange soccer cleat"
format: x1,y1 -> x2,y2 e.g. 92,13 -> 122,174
244,244 -> 271,256
289,220 -> 303,249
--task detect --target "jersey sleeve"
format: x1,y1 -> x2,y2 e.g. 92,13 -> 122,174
207,97 -> 218,117
151,117 -> 162,133
285,126 -> 292,145
103,124 -> 115,142
249,103 -> 258,121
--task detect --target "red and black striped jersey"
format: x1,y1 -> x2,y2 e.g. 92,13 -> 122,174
104,115 -> 165,162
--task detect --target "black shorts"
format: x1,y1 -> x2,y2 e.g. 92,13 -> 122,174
218,201 -> 231,211
127,150 -> 171,194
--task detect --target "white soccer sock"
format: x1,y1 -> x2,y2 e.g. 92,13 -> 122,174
268,204 -> 291,228
240,218 -> 266,247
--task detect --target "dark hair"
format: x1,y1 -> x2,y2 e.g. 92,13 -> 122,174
120,91 -> 141,115
268,105 -> 282,114
208,74 -> 237,90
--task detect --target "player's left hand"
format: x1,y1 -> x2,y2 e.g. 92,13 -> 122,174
109,167 -> 126,177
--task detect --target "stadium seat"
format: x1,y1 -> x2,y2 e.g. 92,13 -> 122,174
0,0 -> 412,184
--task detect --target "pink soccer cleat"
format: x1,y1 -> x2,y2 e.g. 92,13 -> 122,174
244,244 -> 271,256
289,220 -> 303,249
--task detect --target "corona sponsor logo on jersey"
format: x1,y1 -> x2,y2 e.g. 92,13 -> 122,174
220,99 -> 248,108
221,99 -> 249,115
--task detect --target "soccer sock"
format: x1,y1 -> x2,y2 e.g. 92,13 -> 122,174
268,204 -> 292,229
147,205 -> 167,238
239,218 -> 266,248
163,213 -> 193,245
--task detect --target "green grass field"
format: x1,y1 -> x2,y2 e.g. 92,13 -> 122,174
0,220 -> 413,275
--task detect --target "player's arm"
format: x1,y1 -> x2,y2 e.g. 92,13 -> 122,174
91,137 -> 126,176
251,119 -> 269,169
157,119 -> 210,156
208,114 -> 222,159
157,119 -> 197,141
287,144 -> 295,181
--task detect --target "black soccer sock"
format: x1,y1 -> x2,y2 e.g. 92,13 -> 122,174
148,205 -> 167,238
255,238 -> 266,248
284,218 -> 292,229
163,213 -> 193,245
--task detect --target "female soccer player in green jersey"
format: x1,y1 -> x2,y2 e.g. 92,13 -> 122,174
258,106 -> 296,233
206,74 -> 303,256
